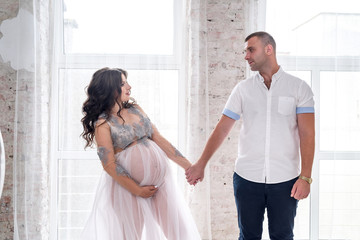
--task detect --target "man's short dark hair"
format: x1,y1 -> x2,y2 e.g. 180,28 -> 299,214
245,31 -> 276,53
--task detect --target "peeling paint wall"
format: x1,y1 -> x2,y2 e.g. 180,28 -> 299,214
0,1 -> 19,239
206,2 -> 246,239
186,1 -> 248,239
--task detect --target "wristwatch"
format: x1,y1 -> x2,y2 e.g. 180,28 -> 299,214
299,175 -> 312,184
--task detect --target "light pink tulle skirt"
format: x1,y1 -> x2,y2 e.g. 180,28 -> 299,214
81,139 -> 201,240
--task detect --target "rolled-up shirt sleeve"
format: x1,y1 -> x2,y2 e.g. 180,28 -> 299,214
223,83 -> 242,120
296,81 -> 315,114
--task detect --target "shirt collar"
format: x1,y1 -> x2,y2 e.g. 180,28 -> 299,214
256,65 -> 283,84
272,66 -> 283,83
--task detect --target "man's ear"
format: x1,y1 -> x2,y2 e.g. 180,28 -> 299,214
265,44 -> 273,55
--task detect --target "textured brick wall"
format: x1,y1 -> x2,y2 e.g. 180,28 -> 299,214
0,62 -> 16,240
186,0 -> 249,239
0,1 -> 19,239
206,2 -> 246,239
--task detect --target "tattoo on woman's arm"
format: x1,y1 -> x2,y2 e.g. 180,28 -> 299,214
171,144 -> 185,158
97,146 -> 132,178
115,163 -> 131,177
97,146 -> 110,165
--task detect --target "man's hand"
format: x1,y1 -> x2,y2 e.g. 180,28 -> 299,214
184,115 -> 235,186
185,161 -> 205,185
291,179 -> 310,200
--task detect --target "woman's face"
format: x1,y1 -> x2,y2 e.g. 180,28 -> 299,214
119,74 -> 131,102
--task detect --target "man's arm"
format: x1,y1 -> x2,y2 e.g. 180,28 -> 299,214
185,115 -> 236,185
291,113 -> 315,200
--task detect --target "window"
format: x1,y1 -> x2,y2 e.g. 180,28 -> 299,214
63,0 -> 174,55
51,1 -> 184,239
265,0 -> 360,239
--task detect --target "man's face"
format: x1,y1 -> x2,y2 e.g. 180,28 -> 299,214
244,36 -> 267,71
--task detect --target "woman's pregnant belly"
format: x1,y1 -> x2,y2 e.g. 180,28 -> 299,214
115,139 -> 168,186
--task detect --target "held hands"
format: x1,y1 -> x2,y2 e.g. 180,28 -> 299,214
185,161 -> 205,186
136,185 -> 158,198
291,179 -> 310,200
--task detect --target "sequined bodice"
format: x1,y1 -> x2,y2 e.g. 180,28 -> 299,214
99,106 -> 153,149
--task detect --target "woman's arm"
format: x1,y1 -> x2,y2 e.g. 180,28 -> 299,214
95,119 -> 158,198
151,125 -> 192,170
134,104 -> 192,170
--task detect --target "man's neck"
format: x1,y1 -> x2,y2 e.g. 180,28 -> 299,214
259,64 -> 280,89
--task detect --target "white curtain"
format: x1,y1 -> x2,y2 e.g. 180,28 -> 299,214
1,0 -> 53,239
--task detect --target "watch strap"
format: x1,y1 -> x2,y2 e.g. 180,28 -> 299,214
299,175 -> 312,184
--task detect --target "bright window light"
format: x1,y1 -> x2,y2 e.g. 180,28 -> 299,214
63,0 -> 174,54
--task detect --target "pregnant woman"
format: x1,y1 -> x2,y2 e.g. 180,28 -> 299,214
80,67 -> 200,240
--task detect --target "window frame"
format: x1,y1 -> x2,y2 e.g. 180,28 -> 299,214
278,55 -> 360,240
50,0 -> 185,238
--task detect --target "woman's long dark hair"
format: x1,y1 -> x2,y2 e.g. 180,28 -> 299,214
81,67 -> 134,148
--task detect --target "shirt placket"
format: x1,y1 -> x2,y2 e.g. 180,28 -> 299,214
264,86 -> 272,183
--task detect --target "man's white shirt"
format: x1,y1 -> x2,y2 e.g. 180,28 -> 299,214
223,67 -> 314,184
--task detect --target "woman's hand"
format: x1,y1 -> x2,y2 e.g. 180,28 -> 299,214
136,185 -> 158,198
185,160 -> 205,185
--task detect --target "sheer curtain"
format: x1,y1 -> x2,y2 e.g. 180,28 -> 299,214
3,0 -> 53,239
265,0 -> 360,239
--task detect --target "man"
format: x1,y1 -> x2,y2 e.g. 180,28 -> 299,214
186,31 -> 315,240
